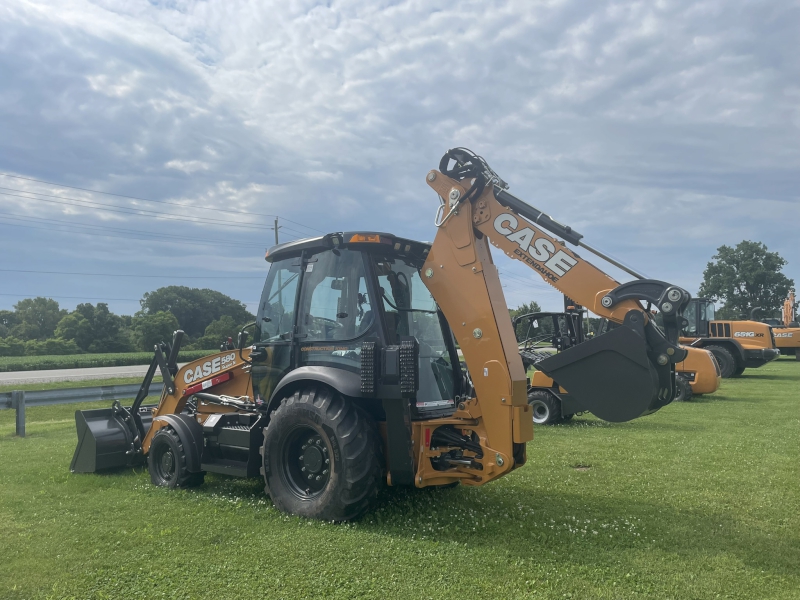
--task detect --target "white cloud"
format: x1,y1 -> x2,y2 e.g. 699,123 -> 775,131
0,0 -> 798,313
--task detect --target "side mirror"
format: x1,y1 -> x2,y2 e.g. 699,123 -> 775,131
237,322 -> 257,362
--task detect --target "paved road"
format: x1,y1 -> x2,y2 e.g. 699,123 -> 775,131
0,364 -> 186,386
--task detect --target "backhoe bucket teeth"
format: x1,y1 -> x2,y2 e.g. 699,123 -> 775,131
536,325 -> 669,423
70,405 -> 155,473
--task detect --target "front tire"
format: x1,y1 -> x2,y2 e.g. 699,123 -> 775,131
148,426 -> 205,489
528,390 -> 561,425
261,386 -> 383,521
706,345 -> 737,378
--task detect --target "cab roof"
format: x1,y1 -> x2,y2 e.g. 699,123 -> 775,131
265,232 -> 432,264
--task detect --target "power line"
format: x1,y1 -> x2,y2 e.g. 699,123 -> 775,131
0,175 -> 326,234
0,189 -> 280,231
0,269 -> 265,279
0,293 -> 142,301
0,212 -> 270,248
0,188 -> 318,238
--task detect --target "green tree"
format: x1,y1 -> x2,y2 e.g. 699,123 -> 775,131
55,303 -> 133,353
0,337 -> 25,357
133,311 -> 179,352
192,315 -> 243,350
10,297 -> 66,341
698,241 -> 794,320
139,287 -> 253,339
24,338 -> 81,356
0,310 -> 17,338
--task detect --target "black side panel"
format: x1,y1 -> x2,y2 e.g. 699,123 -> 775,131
381,399 -> 415,486
153,414 -> 204,473
269,366 -> 362,406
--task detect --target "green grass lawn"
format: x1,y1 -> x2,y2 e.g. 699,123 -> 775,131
1,360 -> 798,599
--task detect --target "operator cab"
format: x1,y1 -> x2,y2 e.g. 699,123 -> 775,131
681,298 -> 715,337
252,232 -> 463,419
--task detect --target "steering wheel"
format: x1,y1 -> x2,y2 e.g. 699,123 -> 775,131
309,316 -> 344,336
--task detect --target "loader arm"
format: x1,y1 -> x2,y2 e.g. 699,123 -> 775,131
424,149 -> 693,423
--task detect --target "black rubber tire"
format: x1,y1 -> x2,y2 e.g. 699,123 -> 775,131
560,413 -> 574,423
673,375 -> 693,402
796,349 -> 800,361
148,426 -> 205,489
733,366 -> 746,377
528,389 -> 561,425
261,386 -> 383,521
706,345 -> 737,378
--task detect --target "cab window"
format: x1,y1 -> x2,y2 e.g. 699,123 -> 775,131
256,258 -> 300,342
297,249 -> 372,342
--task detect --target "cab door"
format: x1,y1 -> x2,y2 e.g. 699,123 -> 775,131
252,256 -> 302,402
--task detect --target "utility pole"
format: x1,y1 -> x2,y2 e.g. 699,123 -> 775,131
273,217 -> 281,246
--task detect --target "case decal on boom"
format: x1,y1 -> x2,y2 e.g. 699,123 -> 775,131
183,352 -> 237,384
493,213 -> 578,280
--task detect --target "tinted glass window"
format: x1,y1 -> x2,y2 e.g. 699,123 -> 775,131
683,302 -> 698,334
373,255 -> 456,406
297,249 -> 371,342
256,258 -> 300,342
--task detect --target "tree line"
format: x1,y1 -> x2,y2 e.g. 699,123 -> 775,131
0,286 -> 254,357
0,241 -> 794,358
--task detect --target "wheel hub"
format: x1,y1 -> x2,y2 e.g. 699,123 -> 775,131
301,445 -> 324,473
532,400 -> 549,423
160,450 -> 175,474
285,429 -> 331,498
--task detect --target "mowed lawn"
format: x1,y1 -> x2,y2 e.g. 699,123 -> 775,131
1,361 -> 798,599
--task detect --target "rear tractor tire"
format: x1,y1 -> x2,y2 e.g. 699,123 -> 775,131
528,390 -> 562,425
706,345 -> 737,379
148,426 -> 205,489
261,386 -> 383,522
673,375 -> 693,402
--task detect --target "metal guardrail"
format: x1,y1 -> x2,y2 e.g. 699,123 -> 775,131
0,382 -> 162,410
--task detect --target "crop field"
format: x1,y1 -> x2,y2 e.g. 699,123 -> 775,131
1,360 -> 798,599
0,350 -> 212,373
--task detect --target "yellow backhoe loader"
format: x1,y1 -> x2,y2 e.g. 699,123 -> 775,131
679,298 -> 780,377
72,149 -> 694,521
761,291 -> 800,360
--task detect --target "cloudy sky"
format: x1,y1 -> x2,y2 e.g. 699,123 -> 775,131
1,0 -> 798,318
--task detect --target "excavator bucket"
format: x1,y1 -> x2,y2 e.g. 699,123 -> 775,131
536,324 -> 669,423
70,404 -> 156,473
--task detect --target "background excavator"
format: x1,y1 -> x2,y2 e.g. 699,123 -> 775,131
72,149 -> 694,521
760,291 -> 800,360
679,298 -> 780,377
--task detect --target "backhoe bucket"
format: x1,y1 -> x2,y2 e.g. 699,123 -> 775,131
70,404 -> 156,473
536,325 -> 669,423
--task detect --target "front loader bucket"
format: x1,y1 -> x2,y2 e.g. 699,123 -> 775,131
70,405 -> 156,473
536,325 -> 668,423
